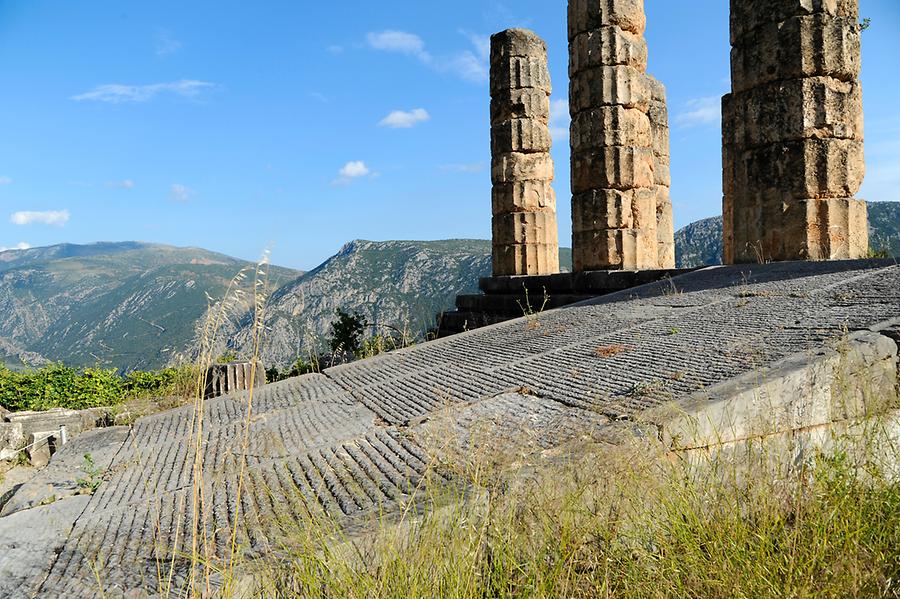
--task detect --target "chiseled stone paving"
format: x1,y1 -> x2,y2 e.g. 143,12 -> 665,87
3,260 -> 898,597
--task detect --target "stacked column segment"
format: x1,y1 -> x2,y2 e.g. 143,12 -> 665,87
648,76 -> 674,268
723,0 -> 868,263
568,0 -> 661,271
490,29 -> 560,276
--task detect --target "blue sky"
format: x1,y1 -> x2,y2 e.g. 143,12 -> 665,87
0,1 -> 898,270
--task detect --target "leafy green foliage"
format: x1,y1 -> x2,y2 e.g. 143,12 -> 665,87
328,309 -> 368,355
76,453 -> 102,494
0,363 -> 195,412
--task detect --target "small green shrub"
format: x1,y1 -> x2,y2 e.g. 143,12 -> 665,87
0,364 -> 196,412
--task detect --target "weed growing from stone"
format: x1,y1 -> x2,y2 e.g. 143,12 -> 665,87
76,453 -> 102,495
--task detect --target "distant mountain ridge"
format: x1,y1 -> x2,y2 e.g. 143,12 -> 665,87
0,203 -> 895,371
0,242 -> 300,371
226,240 -> 574,367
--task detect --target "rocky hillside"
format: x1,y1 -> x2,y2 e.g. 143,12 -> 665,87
0,243 -> 300,371
226,240 -> 574,367
3,201 -> 894,372
676,201 -> 900,268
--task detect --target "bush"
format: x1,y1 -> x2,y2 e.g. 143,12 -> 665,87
0,364 -> 196,412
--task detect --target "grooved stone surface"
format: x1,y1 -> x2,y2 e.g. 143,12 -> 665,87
2,260 -> 898,597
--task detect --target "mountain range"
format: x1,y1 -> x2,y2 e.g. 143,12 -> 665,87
0,202 -> 896,371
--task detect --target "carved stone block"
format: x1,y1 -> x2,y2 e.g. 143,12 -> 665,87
569,26 -> 648,75
492,180 -> 557,214
571,147 -> 654,194
569,65 -> 651,114
568,0 -> 647,39
491,119 -> 553,154
570,106 -> 651,152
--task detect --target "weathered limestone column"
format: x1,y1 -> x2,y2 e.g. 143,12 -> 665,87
649,75 -> 675,268
568,0 -> 660,271
723,0 -> 868,263
490,29 -> 560,276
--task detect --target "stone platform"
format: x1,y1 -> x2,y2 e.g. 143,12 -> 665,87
437,267 -> 693,336
1,259 -> 898,597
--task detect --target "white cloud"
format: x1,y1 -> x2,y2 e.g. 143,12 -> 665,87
365,29 -> 489,83
327,45 -> 344,54
0,176 -> 11,185
71,80 -> 215,103
155,31 -> 182,57
448,31 -> 489,83
333,161 -> 371,185
379,108 -> 430,129
675,96 -> 722,128
366,31 -> 431,61
440,163 -> 485,173
170,184 -> 194,202
10,210 -> 70,226
549,98 -> 570,142
0,242 -> 31,252
308,92 -> 329,104
107,179 -> 135,189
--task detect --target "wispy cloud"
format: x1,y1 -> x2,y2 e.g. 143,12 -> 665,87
0,242 -> 31,252
0,177 -> 11,185
440,163 -> 485,173
549,98 -> 570,142
308,92 -> 329,104
71,80 -> 215,103
366,29 -> 489,83
107,179 -> 135,189
367,30 -> 431,60
327,45 -> 344,55
170,184 -> 194,202
10,210 -> 70,226
333,161 -> 372,185
155,31 -> 182,57
379,108 -> 430,129
675,96 -> 721,128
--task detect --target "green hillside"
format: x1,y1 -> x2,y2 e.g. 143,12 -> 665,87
0,242 -> 300,371
227,240 -> 573,367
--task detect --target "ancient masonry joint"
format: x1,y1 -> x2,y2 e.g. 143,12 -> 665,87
567,0 -> 674,271
722,0 -> 868,263
490,28 -> 561,276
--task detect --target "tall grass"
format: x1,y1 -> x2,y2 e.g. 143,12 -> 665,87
250,415 -> 899,598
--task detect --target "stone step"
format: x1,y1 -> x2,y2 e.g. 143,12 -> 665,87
455,293 -> 596,315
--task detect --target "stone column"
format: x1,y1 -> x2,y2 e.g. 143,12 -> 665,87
568,0 -> 659,271
723,0 -> 868,263
490,29 -> 560,276
649,75 -> 675,268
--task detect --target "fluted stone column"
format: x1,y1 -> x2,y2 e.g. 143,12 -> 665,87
568,0 -> 661,272
490,29 -> 560,276
723,0 -> 868,263
648,75 -> 674,268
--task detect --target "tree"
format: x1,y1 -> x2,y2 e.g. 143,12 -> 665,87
329,309 -> 368,355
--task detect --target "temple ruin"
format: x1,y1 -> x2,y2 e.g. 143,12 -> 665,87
723,0 -> 868,263
490,29 -> 561,276
568,0 -> 666,271
450,0 -> 871,337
